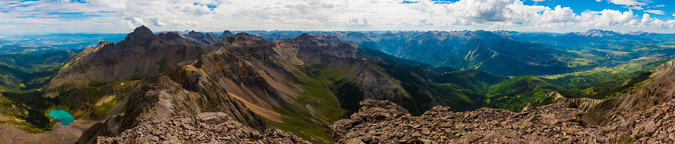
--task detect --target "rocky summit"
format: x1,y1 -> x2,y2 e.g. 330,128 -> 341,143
332,98 -> 675,143
332,100 -> 603,143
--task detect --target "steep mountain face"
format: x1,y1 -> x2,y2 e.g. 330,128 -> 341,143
44,26 -> 210,98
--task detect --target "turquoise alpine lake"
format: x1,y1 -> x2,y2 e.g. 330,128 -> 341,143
47,108 -> 75,126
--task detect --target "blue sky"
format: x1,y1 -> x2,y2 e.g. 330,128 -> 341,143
0,0 -> 674,35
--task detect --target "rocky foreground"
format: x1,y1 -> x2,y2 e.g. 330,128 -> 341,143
98,112 -> 308,144
98,98 -> 675,144
331,99 -> 675,143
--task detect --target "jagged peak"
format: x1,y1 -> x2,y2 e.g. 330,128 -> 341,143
218,30 -> 235,39
115,26 -> 161,48
221,30 -> 234,36
131,25 -> 155,38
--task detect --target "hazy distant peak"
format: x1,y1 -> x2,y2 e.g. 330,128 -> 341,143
580,29 -> 621,37
218,30 -> 235,39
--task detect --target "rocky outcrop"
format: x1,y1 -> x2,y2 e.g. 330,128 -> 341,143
332,99 -> 604,143
98,112 -> 308,144
545,92 -> 606,112
334,99 -> 675,143
558,97 -> 605,112
611,98 -> 675,143
77,65 -> 267,144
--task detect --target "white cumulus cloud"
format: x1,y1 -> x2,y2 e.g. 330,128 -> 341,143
644,10 -> 665,15
627,13 -> 675,28
0,0 -> 674,34
608,0 -> 648,6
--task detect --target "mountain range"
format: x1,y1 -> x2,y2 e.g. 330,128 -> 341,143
0,26 -> 673,143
